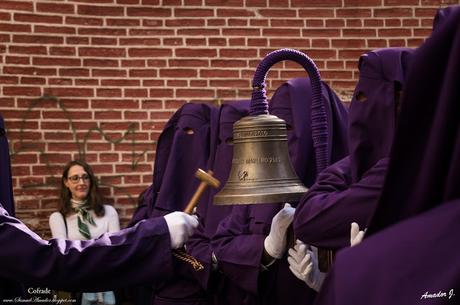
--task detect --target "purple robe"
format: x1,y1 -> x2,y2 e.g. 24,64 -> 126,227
0,114 -> 23,304
211,78 -> 349,305
315,200 -> 460,305
136,103 -> 220,305
367,8 -> 460,234
294,47 -> 414,249
433,5 -> 457,31
0,115 -> 15,216
186,100 -> 251,298
315,6 -> 460,305
101,103 -> 218,305
0,203 -> 174,295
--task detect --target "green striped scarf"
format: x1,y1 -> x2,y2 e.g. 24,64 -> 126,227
71,199 -> 96,240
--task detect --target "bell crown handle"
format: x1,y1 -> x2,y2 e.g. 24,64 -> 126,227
250,48 -> 329,173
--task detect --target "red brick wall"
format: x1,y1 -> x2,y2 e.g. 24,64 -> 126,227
0,0 -> 457,238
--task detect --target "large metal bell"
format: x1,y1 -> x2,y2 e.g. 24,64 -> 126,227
214,48 -> 328,206
213,114 -> 308,205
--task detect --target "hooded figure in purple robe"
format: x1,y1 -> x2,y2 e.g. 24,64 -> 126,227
0,116 -> 199,301
129,104 -> 218,228
129,102 -> 220,305
211,78 -> 349,305
314,6 -> 460,305
293,47 -> 414,250
186,100 -> 251,304
130,103 -> 219,225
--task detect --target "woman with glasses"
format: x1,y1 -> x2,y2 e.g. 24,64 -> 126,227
49,159 -> 119,305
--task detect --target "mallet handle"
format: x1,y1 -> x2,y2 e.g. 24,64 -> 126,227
183,170 -> 219,214
184,182 -> 208,214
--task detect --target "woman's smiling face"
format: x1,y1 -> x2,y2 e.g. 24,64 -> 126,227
64,165 -> 90,201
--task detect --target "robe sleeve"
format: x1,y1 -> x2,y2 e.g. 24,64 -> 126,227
314,199 -> 460,305
0,205 -> 173,292
294,157 -> 389,249
185,201 -> 234,292
210,205 -> 267,296
185,220 -> 214,290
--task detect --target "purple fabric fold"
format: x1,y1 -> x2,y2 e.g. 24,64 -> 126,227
348,47 -> 414,182
294,157 -> 388,249
294,48 -> 414,249
368,6 -> 460,234
433,5 -> 457,31
315,200 -> 460,305
0,204 -> 173,293
316,6 -> 460,305
0,113 -> 23,300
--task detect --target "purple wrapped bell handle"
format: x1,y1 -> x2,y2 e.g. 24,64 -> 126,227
250,48 -> 329,173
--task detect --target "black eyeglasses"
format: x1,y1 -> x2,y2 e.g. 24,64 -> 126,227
67,174 -> 90,184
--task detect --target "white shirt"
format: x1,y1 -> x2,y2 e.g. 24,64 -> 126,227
49,205 -> 120,240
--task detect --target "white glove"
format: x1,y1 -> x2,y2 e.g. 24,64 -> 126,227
350,222 -> 365,247
264,203 -> 295,259
164,212 -> 199,249
287,240 -> 326,292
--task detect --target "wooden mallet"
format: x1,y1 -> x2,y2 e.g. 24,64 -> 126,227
183,169 -> 220,214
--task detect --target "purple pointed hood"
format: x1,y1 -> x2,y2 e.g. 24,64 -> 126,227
149,103 -> 219,216
348,47 -> 414,182
433,5 -> 457,31
269,77 -> 349,187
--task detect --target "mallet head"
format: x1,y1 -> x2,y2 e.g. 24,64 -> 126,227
195,169 -> 220,188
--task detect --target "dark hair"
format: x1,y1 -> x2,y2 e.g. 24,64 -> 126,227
59,160 -> 105,217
